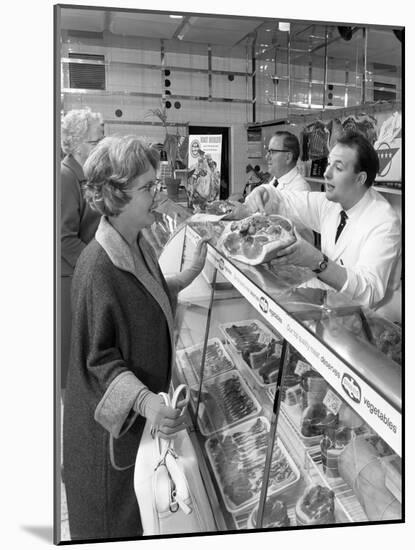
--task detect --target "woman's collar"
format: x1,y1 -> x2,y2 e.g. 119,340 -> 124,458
95,216 -> 136,273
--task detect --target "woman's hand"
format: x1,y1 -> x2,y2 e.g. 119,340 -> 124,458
135,391 -> 186,438
189,237 -> 209,276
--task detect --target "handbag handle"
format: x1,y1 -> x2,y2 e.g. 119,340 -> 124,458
155,384 -> 190,458
159,384 -> 189,414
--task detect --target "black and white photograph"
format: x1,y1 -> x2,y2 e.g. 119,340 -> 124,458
53,2 -> 405,544
2,0 -> 412,549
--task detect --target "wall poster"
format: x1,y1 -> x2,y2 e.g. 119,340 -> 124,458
187,134 -> 222,208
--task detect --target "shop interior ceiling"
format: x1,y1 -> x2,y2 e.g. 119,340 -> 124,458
60,9 -> 402,74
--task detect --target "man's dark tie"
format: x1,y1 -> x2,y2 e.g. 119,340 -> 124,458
273,178 -> 279,187
335,210 -> 348,243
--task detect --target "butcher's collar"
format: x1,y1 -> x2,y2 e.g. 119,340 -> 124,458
342,188 -> 371,220
277,166 -> 299,187
95,216 -> 138,274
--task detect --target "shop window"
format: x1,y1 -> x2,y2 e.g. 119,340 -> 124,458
68,53 -> 106,90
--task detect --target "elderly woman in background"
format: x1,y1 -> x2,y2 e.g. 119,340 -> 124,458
63,135 -> 208,541
60,107 -> 104,392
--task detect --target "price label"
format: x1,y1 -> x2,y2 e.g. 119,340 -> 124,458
294,360 -> 312,376
323,389 -> 343,415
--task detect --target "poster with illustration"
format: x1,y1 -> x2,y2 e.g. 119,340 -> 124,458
187,135 -> 222,208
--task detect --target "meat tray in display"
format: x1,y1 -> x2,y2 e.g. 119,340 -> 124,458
219,319 -> 284,385
248,495 -> 290,528
190,371 -> 261,436
205,417 -> 300,513
176,338 -> 235,383
218,214 -> 296,265
295,485 -> 336,525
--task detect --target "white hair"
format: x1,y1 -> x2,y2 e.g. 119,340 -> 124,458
61,107 -> 103,155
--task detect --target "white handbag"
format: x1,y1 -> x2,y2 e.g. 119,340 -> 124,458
134,384 -> 216,536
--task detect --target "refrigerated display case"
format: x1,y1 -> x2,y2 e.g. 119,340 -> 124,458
152,201 -> 402,533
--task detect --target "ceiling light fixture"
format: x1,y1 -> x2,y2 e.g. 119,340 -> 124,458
278,22 -> 291,32
169,15 -> 183,19
173,16 -> 193,41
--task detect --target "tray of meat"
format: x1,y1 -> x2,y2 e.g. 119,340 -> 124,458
295,484 -> 336,525
205,416 -> 300,514
176,338 -> 235,383
364,315 -> 402,366
190,370 -> 261,436
218,214 -> 296,265
219,319 -> 283,386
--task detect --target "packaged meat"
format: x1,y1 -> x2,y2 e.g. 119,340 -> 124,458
295,485 -> 336,525
205,417 -> 300,513
320,425 -> 353,478
219,319 -> 284,386
218,214 -> 296,265
190,370 -> 261,436
176,338 -> 235,383
203,199 -> 252,220
300,403 -> 338,438
338,435 -> 401,520
248,495 -> 290,528
300,369 -> 328,409
203,199 -> 237,216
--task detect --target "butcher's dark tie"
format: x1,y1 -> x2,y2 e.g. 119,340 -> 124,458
273,178 -> 279,187
335,210 -> 348,243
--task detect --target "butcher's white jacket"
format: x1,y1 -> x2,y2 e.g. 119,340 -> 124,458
255,186 -> 401,310
262,166 -> 311,192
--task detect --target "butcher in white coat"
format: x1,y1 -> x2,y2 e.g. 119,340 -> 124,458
245,131 -> 401,321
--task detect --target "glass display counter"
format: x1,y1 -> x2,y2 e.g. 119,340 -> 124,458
153,205 -> 402,533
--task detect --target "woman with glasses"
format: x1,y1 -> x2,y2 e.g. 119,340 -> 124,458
62,135 -> 207,541
60,107 -> 104,393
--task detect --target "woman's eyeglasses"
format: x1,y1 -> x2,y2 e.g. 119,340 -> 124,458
267,148 -> 290,155
136,180 -> 161,196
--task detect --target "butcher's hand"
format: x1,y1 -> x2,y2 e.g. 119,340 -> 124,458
270,229 -> 322,270
244,185 -> 269,214
134,390 -> 185,438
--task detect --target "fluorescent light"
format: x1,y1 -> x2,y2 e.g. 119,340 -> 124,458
278,22 -> 291,32
169,15 -> 183,19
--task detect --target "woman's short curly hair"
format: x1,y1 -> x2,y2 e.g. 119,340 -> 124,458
83,135 -> 160,217
61,107 -> 103,155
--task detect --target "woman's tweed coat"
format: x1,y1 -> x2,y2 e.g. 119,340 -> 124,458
63,217 -> 177,541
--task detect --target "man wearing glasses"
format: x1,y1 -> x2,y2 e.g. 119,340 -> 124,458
248,131 -> 313,243
261,131 -> 311,192
60,107 -> 104,394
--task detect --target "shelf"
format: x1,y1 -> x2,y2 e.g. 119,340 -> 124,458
373,185 -> 402,196
306,177 -> 402,196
